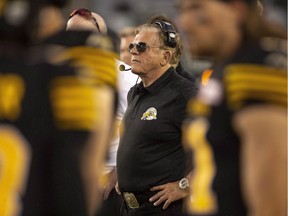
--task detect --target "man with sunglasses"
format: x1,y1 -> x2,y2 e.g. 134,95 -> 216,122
116,22 -> 197,216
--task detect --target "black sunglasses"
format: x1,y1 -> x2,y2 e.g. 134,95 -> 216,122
128,42 -> 162,53
69,8 -> 101,33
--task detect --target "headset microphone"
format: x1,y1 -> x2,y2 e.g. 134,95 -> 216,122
119,64 -> 131,71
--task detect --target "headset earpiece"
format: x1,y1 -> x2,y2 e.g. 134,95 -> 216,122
153,20 -> 177,48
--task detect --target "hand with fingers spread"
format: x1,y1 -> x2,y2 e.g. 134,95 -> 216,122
149,181 -> 189,209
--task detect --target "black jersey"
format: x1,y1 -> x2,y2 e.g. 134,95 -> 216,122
0,31 -> 118,216
185,40 -> 287,216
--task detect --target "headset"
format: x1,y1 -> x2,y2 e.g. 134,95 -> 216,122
152,20 -> 177,48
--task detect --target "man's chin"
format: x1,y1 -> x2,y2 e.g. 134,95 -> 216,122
131,68 -> 141,75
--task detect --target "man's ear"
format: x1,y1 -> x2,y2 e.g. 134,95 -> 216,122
160,50 -> 172,66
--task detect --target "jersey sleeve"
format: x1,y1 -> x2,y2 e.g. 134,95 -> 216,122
224,64 -> 287,111
46,33 -> 118,131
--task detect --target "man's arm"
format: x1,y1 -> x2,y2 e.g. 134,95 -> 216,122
234,105 -> 287,216
102,118 -> 122,200
81,87 -> 116,216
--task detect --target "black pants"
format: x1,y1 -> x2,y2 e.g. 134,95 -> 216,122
120,195 -> 185,216
95,189 -> 122,216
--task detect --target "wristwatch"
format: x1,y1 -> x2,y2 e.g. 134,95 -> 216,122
179,177 -> 190,190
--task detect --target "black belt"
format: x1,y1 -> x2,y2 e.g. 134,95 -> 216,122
122,190 -> 157,209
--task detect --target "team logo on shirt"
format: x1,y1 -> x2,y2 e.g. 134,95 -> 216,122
141,107 -> 157,120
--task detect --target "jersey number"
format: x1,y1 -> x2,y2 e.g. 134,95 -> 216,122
186,118 -> 217,214
0,127 -> 30,216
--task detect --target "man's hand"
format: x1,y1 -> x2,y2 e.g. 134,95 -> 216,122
102,167 -> 118,200
149,181 -> 188,209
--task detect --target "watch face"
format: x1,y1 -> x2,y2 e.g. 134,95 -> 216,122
179,178 -> 189,189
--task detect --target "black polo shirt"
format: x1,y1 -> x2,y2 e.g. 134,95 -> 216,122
117,67 -> 197,193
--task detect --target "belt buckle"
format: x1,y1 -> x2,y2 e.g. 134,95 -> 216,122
123,192 -> 140,209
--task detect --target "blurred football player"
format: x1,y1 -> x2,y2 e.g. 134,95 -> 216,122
178,0 -> 287,215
